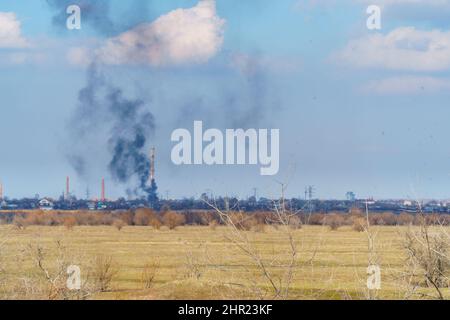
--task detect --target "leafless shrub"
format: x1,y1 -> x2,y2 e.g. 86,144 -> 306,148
252,223 -> 266,233
27,240 -> 93,300
149,216 -> 163,230
349,207 -> 364,217
117,211 -> 134,225
199,211 -> 217,226
324,214 -> 345,231
288,215 -> 302,230
91,255 -> 117,292
397,212 -> 415,226
12,216 -> 28,230
203,184 -> 311,300
352,217 -> 366,232
228,212 -> 258,231
133,208 -> 157,226
308,213 -> 326,225
112,219 -> 126,231
141,261 -> 160,289
403,206 -> 450,300
162,211 -> 186,230
209,220 -> 219,230
63,217 -> 77,230
184,249 -> 203,280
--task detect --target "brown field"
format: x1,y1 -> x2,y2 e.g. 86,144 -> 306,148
0,223 -> 449,300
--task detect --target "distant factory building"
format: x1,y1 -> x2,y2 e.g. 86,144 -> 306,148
39,198 -> 54,211
403,200 -> 413,207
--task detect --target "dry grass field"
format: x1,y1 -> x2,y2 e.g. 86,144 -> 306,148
0,224 -> 449,300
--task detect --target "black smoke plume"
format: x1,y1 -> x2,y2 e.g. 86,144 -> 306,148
68,64 -> 156,199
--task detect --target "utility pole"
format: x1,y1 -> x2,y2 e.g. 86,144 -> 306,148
305,185 -> 315,221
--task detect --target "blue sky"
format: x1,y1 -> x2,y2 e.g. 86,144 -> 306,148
1,0 -> 450,200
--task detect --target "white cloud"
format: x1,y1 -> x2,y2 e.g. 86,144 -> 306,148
336,27 -> 450,71
364,76 -> 450,94
67,47 -> 92,67
95,0 -> 225,66
0,12 -> 28,48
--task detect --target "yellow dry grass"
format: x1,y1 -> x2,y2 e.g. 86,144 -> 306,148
0,224 -> 448,300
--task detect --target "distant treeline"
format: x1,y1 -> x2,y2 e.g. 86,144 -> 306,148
3,196 -> 447,213
1,208 -> 449,231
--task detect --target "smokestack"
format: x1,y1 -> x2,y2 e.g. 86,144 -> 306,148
101,178 -> 105,202
150,147 -> 155,182
0,182 -> 3,200
66,176 -> 70,200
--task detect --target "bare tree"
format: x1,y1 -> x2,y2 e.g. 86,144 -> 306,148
141,261 -> 160,289
203,185 -> 318,300
402,201 -> 449,300
27,240 -> 94,300
90,255 -> 117,292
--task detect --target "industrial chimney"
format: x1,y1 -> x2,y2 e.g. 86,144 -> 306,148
147,147 -> 158,208
65,176 -> 70,200
101,178 -> 105,202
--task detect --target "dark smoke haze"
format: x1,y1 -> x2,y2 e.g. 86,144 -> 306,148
68,64 -> 155,197
226,56 -> 270,128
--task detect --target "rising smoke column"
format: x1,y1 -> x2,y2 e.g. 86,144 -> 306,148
68,63 -> 156,198
106,86 -> 155,194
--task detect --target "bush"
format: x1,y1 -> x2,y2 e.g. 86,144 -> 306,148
252,223 -> 267,233
349,207 -> 364,217
141,261 -> 160,289
199,211 -> 217,226
63,216 -> 77,230
380,212 -> 397,226
149,216 -> 163,230
13,216 -> 28,229
324,214 -> 345,231
352,217 -> 366,232
209,220 -> 218,230
397,212 -> 414,225
112,219 -> 126,231
91,255 -> 117,292
308,213 -> 326,225
228,212 -> 258,231
288,215 -> 302,230
162,211 -> 186,230
133,208 -> 156,226
405,228 -> 450,289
